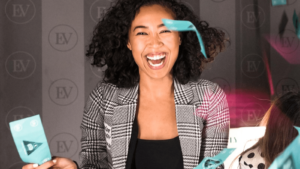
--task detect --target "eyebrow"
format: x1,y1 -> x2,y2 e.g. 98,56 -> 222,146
133,23 -> 165,31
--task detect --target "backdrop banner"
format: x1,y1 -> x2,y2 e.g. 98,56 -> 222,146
1,0 -> 300,168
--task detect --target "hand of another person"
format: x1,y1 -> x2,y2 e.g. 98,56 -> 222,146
22,157 -> 77,169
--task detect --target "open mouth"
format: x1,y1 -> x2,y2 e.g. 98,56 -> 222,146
146,52 -> 166,67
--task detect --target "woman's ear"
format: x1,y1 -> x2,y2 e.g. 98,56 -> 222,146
127,41 -> 132,50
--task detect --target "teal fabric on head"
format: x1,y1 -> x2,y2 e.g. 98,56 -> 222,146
9,115 -> 52,165
162,19 -> 208,59
269,126 -> 300,169
194,148 -> 235,169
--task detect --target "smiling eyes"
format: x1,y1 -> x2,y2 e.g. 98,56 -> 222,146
136,30 -> 171,35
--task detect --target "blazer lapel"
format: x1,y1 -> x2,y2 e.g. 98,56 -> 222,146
110,80 -> 202,169
174,80 -> 203,168
111,84 -> 139,169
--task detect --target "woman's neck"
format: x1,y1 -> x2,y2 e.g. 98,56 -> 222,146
139,74 -> 174,100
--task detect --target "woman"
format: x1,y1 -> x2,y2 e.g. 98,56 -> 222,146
238,91 -> 300,169
23,0 -> 229,168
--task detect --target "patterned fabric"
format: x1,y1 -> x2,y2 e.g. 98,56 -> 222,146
239,147 -> 266,169
79,79 -> 230,169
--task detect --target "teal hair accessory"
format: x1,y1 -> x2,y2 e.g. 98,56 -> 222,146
162,19 -> 208,59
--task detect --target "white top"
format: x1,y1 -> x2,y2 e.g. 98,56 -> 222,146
239,146 -> 266,169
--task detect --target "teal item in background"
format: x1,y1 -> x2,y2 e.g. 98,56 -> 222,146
293,10 -> 300,39
162,19 -> 208,59
9,115 -> 52,165
269,126 -> 300,169
271,0 -> 287,6
194,148 -> 235,169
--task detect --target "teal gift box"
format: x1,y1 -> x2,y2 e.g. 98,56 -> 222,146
9,114 -> 52,165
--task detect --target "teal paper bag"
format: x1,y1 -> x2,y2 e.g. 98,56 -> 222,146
9,114 -> 52,165
269,126 -> 300,169
194,148 -> 235,169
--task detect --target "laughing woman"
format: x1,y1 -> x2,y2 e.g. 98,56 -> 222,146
23,0 -> 229,169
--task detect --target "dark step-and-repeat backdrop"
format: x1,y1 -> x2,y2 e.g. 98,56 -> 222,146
1,0 -> 299,168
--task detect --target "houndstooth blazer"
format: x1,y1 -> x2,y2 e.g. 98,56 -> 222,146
79,79 -> 229,169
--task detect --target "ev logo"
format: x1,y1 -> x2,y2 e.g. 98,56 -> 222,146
241,4 -> 265,29
275,29 -> 299,54
48,24 -> 78,52
241,54 -> 265,78
276,78 -> 299,96
5,51 -> 36,79
50,133 -> 78,158
229,137 -> 237,144
5,0 -> 36,24
240,103 -> 265,126
210,77 -> 231,94
90,0 -> 112,23
49,79 -> 78,106
5,106 -> 35,129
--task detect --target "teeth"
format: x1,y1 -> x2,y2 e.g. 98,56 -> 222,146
148,60 -> 164,67
147,54 -> 166,60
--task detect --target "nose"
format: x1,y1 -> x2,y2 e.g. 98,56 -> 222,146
148,33 -> 163,48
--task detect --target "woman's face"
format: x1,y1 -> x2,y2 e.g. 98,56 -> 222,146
127,4 -> 181,80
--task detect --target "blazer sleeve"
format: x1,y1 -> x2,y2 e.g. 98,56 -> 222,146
199,83 -> 230,162
79,84 -> 108,169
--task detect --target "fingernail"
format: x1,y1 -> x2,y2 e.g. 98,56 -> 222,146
33,164 -> 38,168
53,159 -> 57,163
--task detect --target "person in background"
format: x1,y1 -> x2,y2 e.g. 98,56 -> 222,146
23,0 -> 229,168
238,91 -> 300,169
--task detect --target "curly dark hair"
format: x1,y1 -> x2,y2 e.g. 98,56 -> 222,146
86,0 -> 226,88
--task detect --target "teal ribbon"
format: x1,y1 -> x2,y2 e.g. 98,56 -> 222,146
194,148 -> 236,169
269,126 -> 300,169
162,19 -> 208,59
293,10 -> 300,40
271,0 -> 287,6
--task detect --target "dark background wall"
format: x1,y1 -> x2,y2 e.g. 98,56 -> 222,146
1,0 -> 299,168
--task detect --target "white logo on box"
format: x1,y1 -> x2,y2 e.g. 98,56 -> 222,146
14,124 -> 22,132
30,120 -> 38,127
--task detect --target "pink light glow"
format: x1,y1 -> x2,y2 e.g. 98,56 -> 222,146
265,34 -> 300,64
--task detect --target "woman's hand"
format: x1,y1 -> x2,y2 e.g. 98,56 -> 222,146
22,157 -> 77,169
